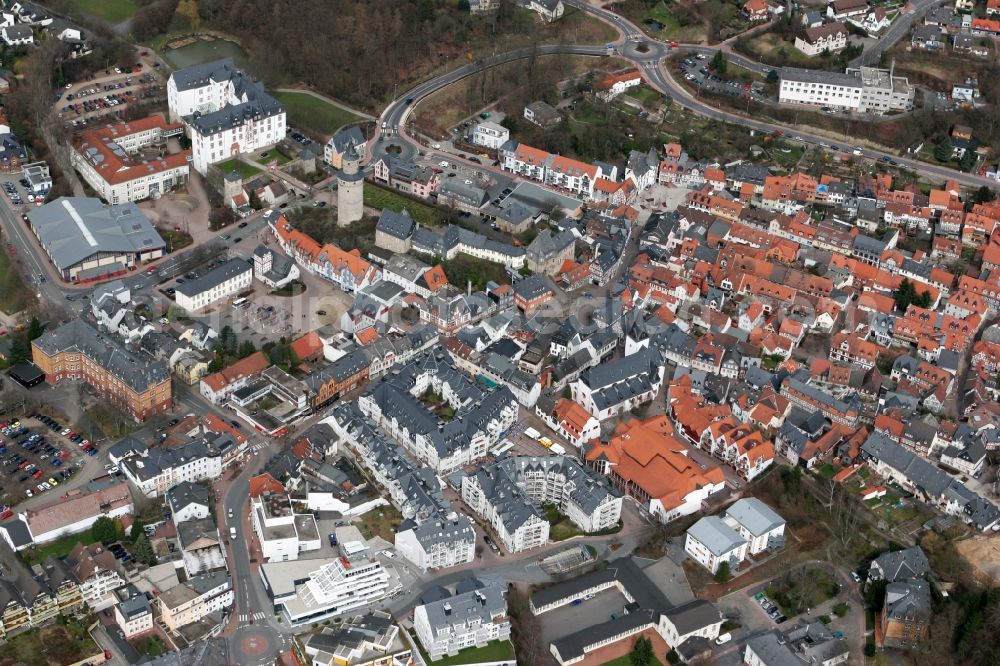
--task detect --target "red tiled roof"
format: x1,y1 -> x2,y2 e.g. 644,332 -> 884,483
74,115 -> 189,186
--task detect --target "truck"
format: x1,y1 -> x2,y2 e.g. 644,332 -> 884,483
539,437 -> 553,448
550,443 -> 566,455
524,427 -> 541,440
229,526 -> 237,540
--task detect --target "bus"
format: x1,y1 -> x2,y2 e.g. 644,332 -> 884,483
232,297 -> 250,309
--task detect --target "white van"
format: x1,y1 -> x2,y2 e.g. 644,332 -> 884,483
229,527 -> 237,540
715,633 -> 732,645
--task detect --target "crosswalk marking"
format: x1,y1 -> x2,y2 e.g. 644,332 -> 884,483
254,612 -> 266,620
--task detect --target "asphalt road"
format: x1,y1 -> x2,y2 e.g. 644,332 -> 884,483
380,0 -> 993,190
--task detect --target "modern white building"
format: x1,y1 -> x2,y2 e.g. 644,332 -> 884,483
358,351 -> 519,475
722,497 -> 786,555
260,543 -> 391,626
250,492 -> 322,562
71,115 -> 188,204
68,542 -> 125,610
167,58 -> 286,175
394,517 -> 476,572
114,590 -> 154,639
778,66 -> 914,113
471,121 -> 510,150
413,582 -> 511,661
174,258 -> 252,311
684,516 -> 749,575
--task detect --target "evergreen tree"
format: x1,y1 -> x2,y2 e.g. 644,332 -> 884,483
630,636 -> 653,666
133,534 -> 156,566
26,317 -> 42,341
711,50 -> 727,75
90,516 -> 117,545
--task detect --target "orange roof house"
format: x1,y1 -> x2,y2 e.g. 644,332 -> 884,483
249,473 -> 285,498
420,265 -> 449,293
290,331 -> 325,363
585,416 -> 726,521
200,351 -> 270,401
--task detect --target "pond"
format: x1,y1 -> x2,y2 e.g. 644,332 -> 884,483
162,38 -> 253,72
644,19 -> 665,32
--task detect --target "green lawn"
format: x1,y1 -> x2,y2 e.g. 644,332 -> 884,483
256,148 -> 291,165
215,158 -> 262,179
416,639 -> 514,666
363,183 -> 441,226
354,505 -> 403,541
550,519 -> 584,542
69,0 -> 136,23
601,655 -> 665,666
816,463 -> 841,479
643,2 -> 692,42
21,533 -> 101,565
274,91 -> 364,139
0,245 -> 32,314
627,85 -> 664,107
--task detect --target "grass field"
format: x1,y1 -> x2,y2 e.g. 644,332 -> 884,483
363,183 -> 441,226
0,246 -> 32,314
22,532 -> 102,565
215,158 -> 262,179
0,621 -> 102,666
69,0 -> 136,23
643,1 -> 695,42
627,85 -> 664,107
274,91 -> 364,139
355,505 -> 403,541
414,638 -> 514,666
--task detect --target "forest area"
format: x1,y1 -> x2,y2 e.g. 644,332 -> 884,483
187,0 -> 609,112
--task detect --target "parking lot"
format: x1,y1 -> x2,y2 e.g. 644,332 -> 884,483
0,413 -> 93,505
676,55 -> 769,105
55,63 -> 167,131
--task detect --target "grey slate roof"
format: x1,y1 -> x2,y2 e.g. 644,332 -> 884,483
174,258 -> 251,298
870,546 -> 930,583
418,582 -> 507,639
33,319 -> 169,394
686,516 -> 745,556
663,599 -> 722,635
375,208 -> 415,241
27,198 -> 165,270
170,58 -> 240,92
724,498 -> 784,537
165,481 -> 210,520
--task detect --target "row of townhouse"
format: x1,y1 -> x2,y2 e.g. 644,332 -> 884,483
501,141 -> 604,199
460,455 -> 622,553
669,383 -> 776,482
861,433 -> 1000,530
356,349 -> 518,475
269,213 -> 382,293
326,404 -> 478,571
